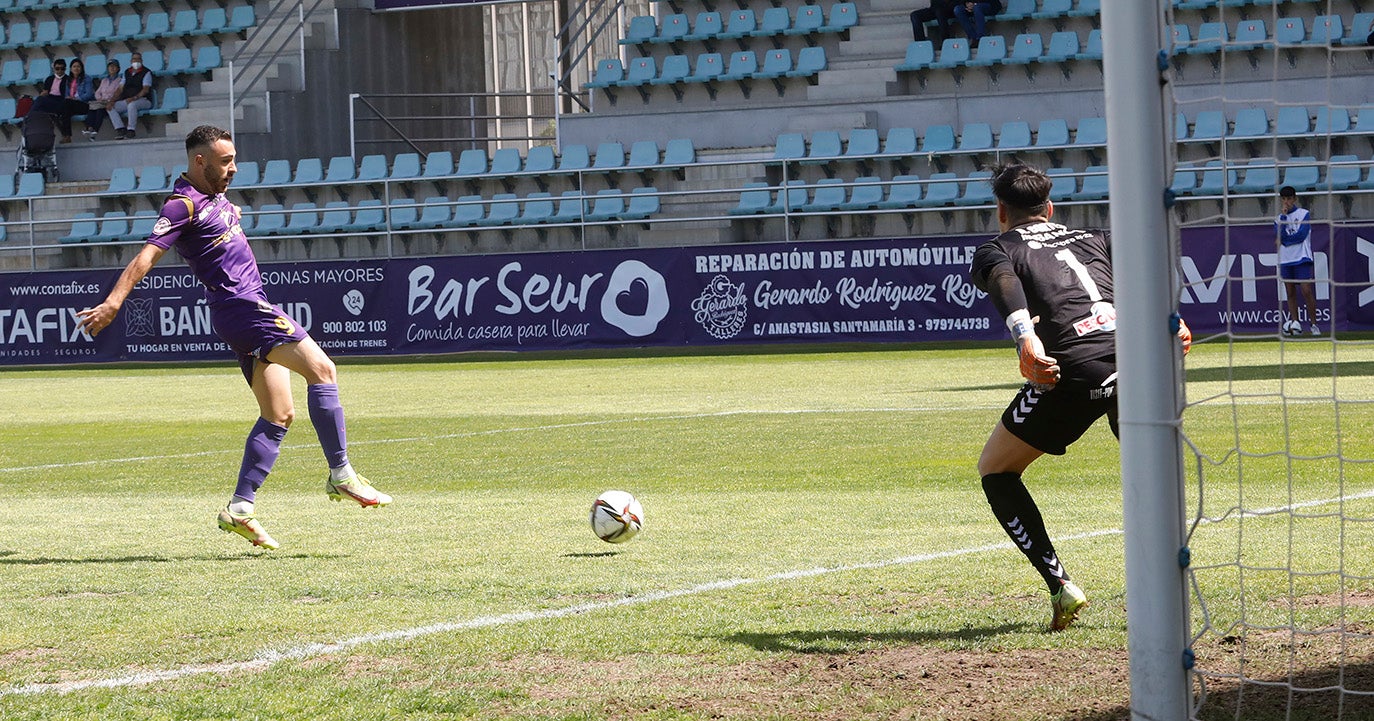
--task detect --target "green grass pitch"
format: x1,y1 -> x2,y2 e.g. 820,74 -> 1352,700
1,341 -> 1370,720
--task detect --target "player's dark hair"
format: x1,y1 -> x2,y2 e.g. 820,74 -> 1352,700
991,162 -> 1052,218
185,125 -> 232,154
1279,185 -> 1297,198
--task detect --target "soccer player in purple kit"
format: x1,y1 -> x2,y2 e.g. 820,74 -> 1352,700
76,125 -> 391,551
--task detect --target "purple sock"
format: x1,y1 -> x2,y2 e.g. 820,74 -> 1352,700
235,418 -> 288,502
307,383 -> 349,469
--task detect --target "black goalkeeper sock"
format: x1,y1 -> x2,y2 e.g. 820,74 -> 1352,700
981,472 -> 1071,594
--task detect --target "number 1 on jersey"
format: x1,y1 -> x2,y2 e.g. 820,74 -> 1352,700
1055,249 -> 1103,301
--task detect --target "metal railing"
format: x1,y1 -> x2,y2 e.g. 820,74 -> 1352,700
347,91 -> 558,159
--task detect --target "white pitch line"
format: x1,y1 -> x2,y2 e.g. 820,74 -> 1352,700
0,406 -> 992,474
0,528 -> 1120,698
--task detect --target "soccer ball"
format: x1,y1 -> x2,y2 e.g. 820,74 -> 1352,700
590,490 -> 644,543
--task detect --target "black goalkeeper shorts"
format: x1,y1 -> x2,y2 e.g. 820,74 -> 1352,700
999,355 -> 1119,456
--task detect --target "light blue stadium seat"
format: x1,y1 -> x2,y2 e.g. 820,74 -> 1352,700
1,60 -> 25,86
488,148 -> 522,176
228,5 -> 256,32
877,175 -> 922,209
653,13 -> 689,44
136,165 -> 167,193
684,52 -> 724,83
1074,116 -> 1107,146
882,127 -> 918,157
1190,110 -> 1226,141
357,154 -> 388,182
618,57 -> 657,87
1074,166 -> 1110,200
684,11 -> 722,42
236,205 -> 255,233
318,201 -> 352,233
730,182 -> 773,215
293,157 -> 323,185
773,180 -> 808,213
550,191 -> 585,223
135,12 -> 169,41
1308,15 -> 1343,45
1343,13 -> 1374,46
719,9 -> 756,40
93,211 -> 130,243
956,171 -> 994,206
788,46 -> 827,78
517,192 -> 554,224
33,20 -> 59,47
756,6 -> 790,36
921,173 -> 960,207
1169,167 -> 1197,197
998,121 -> 1032,149
260,159 -> 292,186
60,18 -> 87,45
1232,19 -> 1270,51
967,35 -> 1007,67
1354,105 -> 1374,134
627,140 -> 659,168
1001,0 -> 1036,20
774,132 -> 806,161
585,59 -> 623,90
1080,29 -> 1102,60
1032,0 -> 1072,20
125,210 -> 158,242
786,4 -> 824,36
60,212 -> 98,244
1280,157 -> 1320,193
1233,158 -> 1278,193
140,50 -> 165,74
7,22 -> 32,49
454,149 -> 488,176
1006,33 -> 1044,64
1313,107 -> 1350,134
1274,107 -> 1310,137
624,187 -> 660,220
25,58 -> 49,84
719,50 -> 759,81
662,138 -> 695,167
165,48 -> 193,75
422,196 -> 462,229
112,15 -> 139,42
843,129 -> 880,162
558,144 -> 591,172
621,15 -> 657,45
253,204 -> 286,235
896,41 -> 935,71
1067,0 -> 1100,18
1195,161 -> 1237,195
840,177 -> 884,211
192,46 -> 222,75
387,198 -> 418,229
106,167 -> 137,194
0,98 -> 14,123
1188,22 -> 1227,55
802,178 -> 847,212
1168,24 -> 1191,55
422,150 -> 453,178
284,202 -> 321,234
802,130 -> 842,163
1275,16 -> 1305,45
930,38 -> 971,69
1326,155 -> 1362,190
652,55 -> 691,86
922,124 -> 956,153
172,9 -> 197,35
592,142 -> 626,171
1048,168 -> 1078,201
390,152 -> 422,180
324,156 -> 355,183
585,189 -> 627,222
346,199 -> 386,232
820,2 -> 858,33
233,161 -> 260,187
197,7 -> 228,35
478,194 -> 520,226
148,86 -> 187,116
524,146 -> 556,174
959,122 -> 994,151
1230,107 -> 1269,138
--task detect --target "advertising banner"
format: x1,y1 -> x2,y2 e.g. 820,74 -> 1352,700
1,225 -> 1370,366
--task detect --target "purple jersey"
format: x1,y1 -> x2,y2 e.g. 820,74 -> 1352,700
146,176 -> 261,303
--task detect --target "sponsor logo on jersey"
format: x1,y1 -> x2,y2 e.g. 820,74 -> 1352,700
151,217 -> 172,236
1072,301 -> 1117,336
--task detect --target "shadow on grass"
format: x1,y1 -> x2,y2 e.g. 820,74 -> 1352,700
0,552 -> 341,565
1187,359 -> 1374,383
720,623 -> 1032,653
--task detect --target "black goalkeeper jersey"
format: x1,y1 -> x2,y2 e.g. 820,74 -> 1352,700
970,221 -> 1116,370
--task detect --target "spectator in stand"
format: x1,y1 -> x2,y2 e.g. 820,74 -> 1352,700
110,52 -> 154,140
32,58 -> 93,143
910,0 -> 956,43
953,0 -> 1002,46
83,59 -> 122,140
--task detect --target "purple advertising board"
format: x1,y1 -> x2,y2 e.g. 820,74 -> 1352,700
1,225 -> 1370,366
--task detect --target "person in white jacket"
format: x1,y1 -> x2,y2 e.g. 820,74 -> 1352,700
1276,186 -> 1319,336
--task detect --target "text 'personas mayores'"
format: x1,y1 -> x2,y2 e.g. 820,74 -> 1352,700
695,246 -> 976,274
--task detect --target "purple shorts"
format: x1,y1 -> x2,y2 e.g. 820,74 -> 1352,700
1280,260 -> 1315,282
210,292 -> 309,384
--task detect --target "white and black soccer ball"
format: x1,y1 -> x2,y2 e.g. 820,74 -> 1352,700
590,490 -> 644,544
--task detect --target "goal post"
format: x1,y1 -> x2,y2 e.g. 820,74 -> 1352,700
1102,2 -> 1192,719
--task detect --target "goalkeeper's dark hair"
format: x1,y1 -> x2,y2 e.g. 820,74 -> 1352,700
185,125 -> 232,155
991,162 -> 1052,219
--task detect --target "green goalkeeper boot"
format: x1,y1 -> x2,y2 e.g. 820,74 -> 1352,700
1050,581 -> 1088,631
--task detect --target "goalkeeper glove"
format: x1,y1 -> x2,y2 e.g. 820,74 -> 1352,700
1177,316 -> 1192,356
1008,309 -> 1060,387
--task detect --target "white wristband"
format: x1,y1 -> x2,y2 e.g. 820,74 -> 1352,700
1006,309 -> 1034,339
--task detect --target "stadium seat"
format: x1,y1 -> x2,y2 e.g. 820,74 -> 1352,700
801,178 -> 847,212
623,187 -> 660,220
32,20 -> 59,47
135,165 -> 167,193
1232,19 -> 1270,51
839,177 -> 884,211
1168,24 -> 1192,55
754,49 -> 793,81
558,144 -> 591,172
477,194 -> 520,226
820,2 -> 857,34
357,155 -> 389,182
756,7 -> 792,37
1074,116 -> 1107,147
1230,107 -> 1269,138
253,204 -> 286,235
730,182 -> 773,215
922,124 -> 956,153
454,149 -> 489,177
719,51 -> 759,82
517,192 -> 555,225
1195,161 -> 1237,195
421,196 -> 462,229
1168,167 -> 1197,197
60,213 -> 98,244
802,130 -> 842,163
1048,167 -> 1078,201
1280,157 -> 1321,192
1035,118 -> 1071,148
684,53 -> 724,83
774,132 -> 806,161
1354,105 -> 1374,135
422,151 -> 454,178
585,59 -> 624,90
234,161 -> 261,187
147,87 -> 187,117
317,201 -> 352,233
882,127 -> 918,157
618,57 -> 657,88
684,11 -> 722,42
958,122 -> 994,151
786,5 -> 824,37
1067,0 -> 1100,18
1190,110 -> 1226,142
1188,22 -> 1227,55
1307,15 -> 1343,45
1342,13 -> 1374,46
585,189 -> 628,222
1032,0 -> 1072,20
134,12 -> 170,41
172,9 -> 197,36
653,13 -> 689,45
165,48 -> 193,75
324,156 -> 355,183
284,202 -> 321,235
126,210 -> 158,242
6,22 -> 31,50
877,175 -> 922,209
294,157 -> 323,185
390,153 -> 422,180
774,180 -> 808,213
1274,106 -> 1310,137
621,15 -> 656,46
550,191 -> 586,223
60,18 -> 87,45
1001,0 -> 1036,21
592,142 -> 626,171
930,38 -> 971,69
93,211 -> 130,243
387,198 -> 418,229
1074,166 -> 1110,200
260,159 -> 292,186
191,46 -> 223,75
106,167 -> 137,194
197,7 -> 228,35
652,55 -> 691,87
922,173 -> 960,206
956,171 -> 994,206
788,46 -> 827,78
896,41 -> 935,72
345,199 -> 386,232
228,5 -> 256,32
1275,16 -> 1305,46
1232,158 -> 1278,193
1080,29 -> 1103,60
1006,33 -> 1045,65
487,148 -> 522,176
843,129 -> 880,163
524,146 -> 556,174
0,60 -> 25,86
1313,107 -> 1350,135
1326,155 -> 1363,190
998,121 -> 1032,150
719,9 -> 756,41
967,35 -> 1008,67
627,140 -> 660,168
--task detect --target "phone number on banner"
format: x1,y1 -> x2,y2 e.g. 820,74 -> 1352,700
923,317 -> 992,332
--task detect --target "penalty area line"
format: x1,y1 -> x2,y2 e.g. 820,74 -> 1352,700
0,527 -> 1121,698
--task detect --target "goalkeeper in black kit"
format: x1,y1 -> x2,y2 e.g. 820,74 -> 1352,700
968,163 -> 1191,631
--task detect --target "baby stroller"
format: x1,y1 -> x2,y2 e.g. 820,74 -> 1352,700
16,109 -> 59,182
